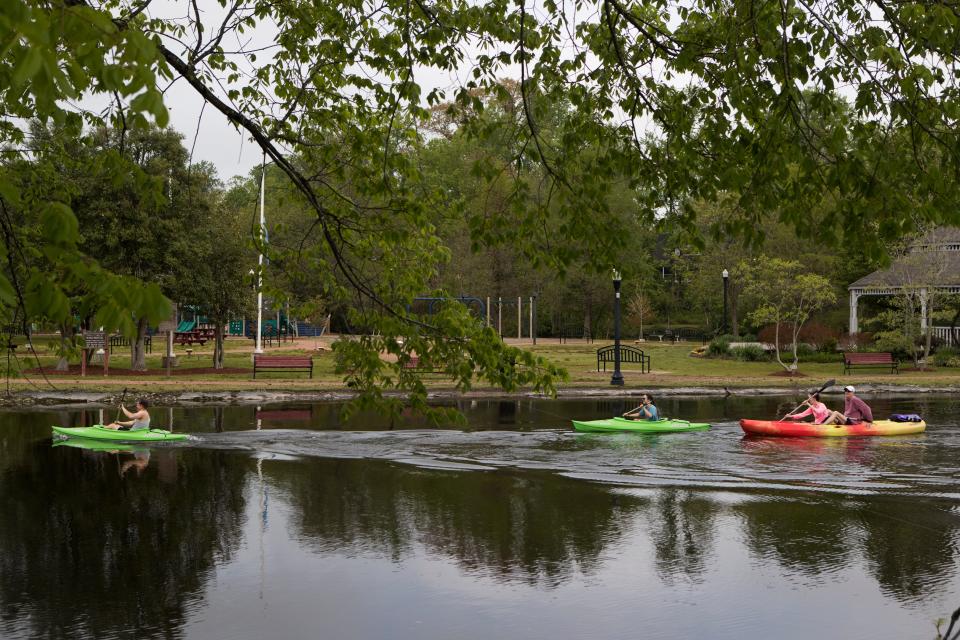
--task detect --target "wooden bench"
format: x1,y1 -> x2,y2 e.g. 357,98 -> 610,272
253,355 -> 313,378
597,344 -> 651,373
843,352 -> 899,374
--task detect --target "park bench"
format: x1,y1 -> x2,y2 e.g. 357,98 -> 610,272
253,354 -> 313,378
597,344 -> 651,373
109,335 -> 152,354
843,351 -> 899,375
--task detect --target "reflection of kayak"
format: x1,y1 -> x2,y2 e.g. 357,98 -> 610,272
52,426 -> 188,442
53,438 -> 146,453
739,419 -> 926,437
572,417 -> 710,433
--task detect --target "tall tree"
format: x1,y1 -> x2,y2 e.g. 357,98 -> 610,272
181,202 -> 252,370
742,257 -> 838,373
78,126 -> 218,369
4,1 -> 960,411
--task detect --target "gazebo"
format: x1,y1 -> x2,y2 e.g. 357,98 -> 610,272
848,228 -> 960,339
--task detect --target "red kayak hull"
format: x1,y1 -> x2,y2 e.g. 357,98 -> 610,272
739,419 -> 926,437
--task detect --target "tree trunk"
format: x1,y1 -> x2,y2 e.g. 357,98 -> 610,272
791,323 -> 802,372
950,304 -> 960,347
55,322 -> 75,371
731,287 -> 740,337
582,284 -> 593,341
213,322 -> 225,369
131,316 -> 149,371
902,296 -> 916,367
922,304 -> 934,370
773,316 -> 789,372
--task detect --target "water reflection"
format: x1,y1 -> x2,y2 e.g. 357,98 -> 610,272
52,439 -> 152,477
262,455 -> 958,606
646,489 -> 717,584
0,441 -> 247,639
0,395 -> 957,639
266,459 -> 639,588
858,500 -> 959,604
736,496 -> 853,580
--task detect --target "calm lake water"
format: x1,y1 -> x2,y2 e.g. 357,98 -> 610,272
1,394 -> 959,639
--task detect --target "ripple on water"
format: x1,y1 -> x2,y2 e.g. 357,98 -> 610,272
185,427 -> 960,499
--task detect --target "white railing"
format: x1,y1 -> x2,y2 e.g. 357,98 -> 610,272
932,326 -> 959,346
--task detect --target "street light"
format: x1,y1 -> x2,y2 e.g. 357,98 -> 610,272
722,268 -> 729,336
611,269 -> 624,386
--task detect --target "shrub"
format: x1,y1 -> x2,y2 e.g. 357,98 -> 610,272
757,321 -> 839,348
799,322 -> 841,348
796,351 -> 844,363
819,337 -> 838,353
730,345 -> 768,361
932,347 -> 960,367
778,345 -> 838,363
872,331 -> 914,361
837,332 -> 874,351
794,343 -> 816,356
708,336 -> 730,357
924,334 -> 944,351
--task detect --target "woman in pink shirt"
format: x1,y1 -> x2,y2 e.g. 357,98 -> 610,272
784,393 -> 833,424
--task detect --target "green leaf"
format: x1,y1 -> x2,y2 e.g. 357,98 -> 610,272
40,202 -> 80,247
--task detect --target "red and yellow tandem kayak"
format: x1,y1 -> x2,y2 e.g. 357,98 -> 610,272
739,419 -> 926,437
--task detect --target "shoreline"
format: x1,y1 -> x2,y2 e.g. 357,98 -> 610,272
3,382 -> 958,408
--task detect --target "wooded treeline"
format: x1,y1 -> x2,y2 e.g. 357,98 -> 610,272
4,1 -> 960,413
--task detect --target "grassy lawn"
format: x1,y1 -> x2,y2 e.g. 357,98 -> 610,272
2,336 -> 958,393
527,341 -> 960,389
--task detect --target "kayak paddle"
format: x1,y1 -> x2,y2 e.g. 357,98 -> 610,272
780,378 -> 836,420
114,387 -> 128,424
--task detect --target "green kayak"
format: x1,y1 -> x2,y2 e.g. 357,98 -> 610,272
572,417 -> 710,433
52,425 -> 188,442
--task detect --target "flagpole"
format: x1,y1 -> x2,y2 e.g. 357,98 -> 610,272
254,156 -> 266,355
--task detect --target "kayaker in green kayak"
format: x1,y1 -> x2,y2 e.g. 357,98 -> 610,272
623,394 -> 659,421
103,398 -> 151,431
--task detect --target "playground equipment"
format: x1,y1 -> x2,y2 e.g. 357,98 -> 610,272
243,313 -> 295,347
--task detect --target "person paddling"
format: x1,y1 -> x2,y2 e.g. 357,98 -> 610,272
623,394 -> 659,421
824,385 -> 873,426
783,393 -> 832,424
103,398 -> 151,431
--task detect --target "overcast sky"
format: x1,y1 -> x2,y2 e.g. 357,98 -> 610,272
164,81 -> 256,182
140,0 -> 528,183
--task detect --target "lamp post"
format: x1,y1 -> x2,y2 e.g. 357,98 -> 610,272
611,269 -> 624,386
722,268 -> 729,336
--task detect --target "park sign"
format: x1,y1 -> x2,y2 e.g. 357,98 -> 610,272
81,331 -> 108,377
82,331 -> 105,350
